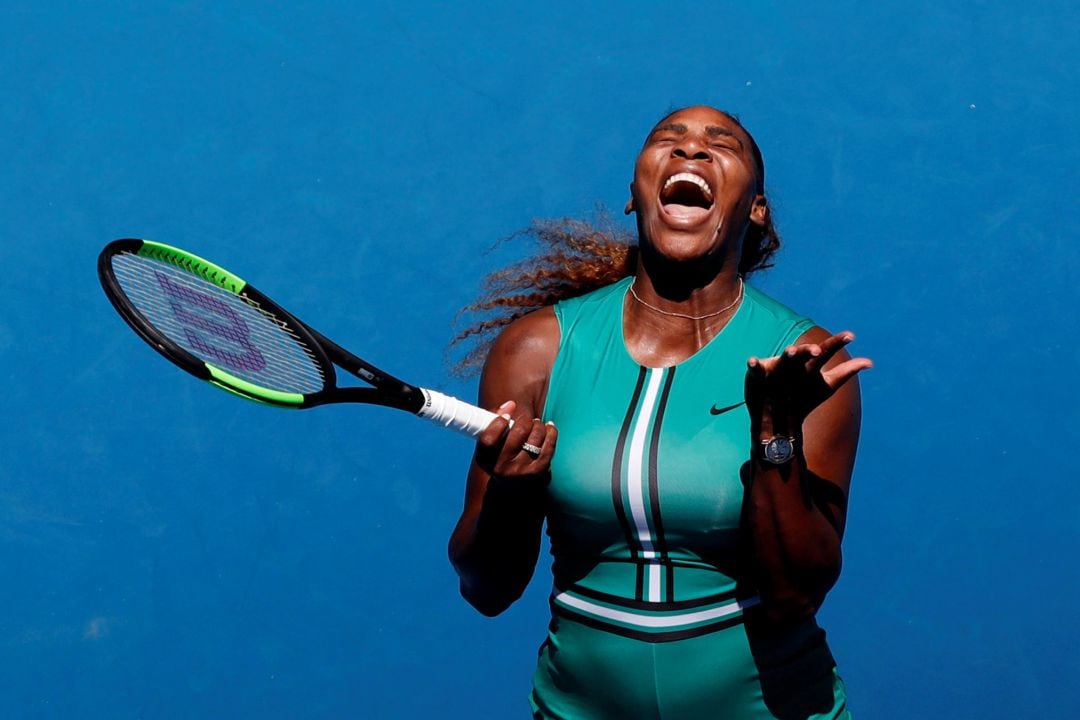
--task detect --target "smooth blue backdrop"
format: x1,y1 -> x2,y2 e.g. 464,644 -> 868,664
1,1 -> 1076,717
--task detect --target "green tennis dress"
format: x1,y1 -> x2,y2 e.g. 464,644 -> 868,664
531,277 -> 850,720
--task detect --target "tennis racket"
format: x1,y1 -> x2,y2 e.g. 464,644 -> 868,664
98,239 -> 498,437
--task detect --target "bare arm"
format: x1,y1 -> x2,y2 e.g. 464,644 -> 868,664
448,308 -> 561,616
743,327 -> 871,623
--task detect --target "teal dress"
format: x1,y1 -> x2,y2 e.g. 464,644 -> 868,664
531,277 -> 850,720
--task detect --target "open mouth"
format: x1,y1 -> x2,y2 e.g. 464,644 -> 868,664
659,172 -> 714,218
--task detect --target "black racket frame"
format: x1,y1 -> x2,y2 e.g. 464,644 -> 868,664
98,238 -> 424,413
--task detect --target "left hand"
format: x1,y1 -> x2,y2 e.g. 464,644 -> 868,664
745,332 -> 872,436
474,400 -> 558,484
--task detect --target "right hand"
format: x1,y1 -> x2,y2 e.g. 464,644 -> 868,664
474,400 -> 558,481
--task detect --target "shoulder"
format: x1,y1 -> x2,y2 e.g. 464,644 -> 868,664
489,276 -> 629,367
479,279 -> 631,412
795,325 -> 863,455
555,276 -> 633,321
741,284 -> 816,354
479,307 -> 560,415
794,325 -> 864,406
743,284 -> 813,326
795,325 -> 834,345
486,307 -> 560,370
793,326 -> 855,370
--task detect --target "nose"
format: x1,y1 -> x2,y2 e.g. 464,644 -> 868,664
672,140 -> 709,162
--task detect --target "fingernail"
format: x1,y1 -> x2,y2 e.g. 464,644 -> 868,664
497,401 -> 513,412
546,421 -> 556,427
500,413 -> 512,421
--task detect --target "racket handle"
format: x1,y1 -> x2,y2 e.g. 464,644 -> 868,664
417,388 -> 501,437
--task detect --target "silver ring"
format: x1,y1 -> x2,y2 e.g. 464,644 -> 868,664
521,442 -> 542,457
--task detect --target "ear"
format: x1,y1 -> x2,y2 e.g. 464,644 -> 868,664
624,183 -> 635,215
749,194 -> 767,227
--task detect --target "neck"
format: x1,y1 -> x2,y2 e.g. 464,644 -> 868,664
629,278 -> 743,321
623,252 -> 745,368
638,241 -> 727,299
634,241 -> 743,311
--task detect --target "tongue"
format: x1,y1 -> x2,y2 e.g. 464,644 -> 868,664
663,203 -> 710,219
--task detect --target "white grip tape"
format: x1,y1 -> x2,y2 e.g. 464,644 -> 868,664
417,388 -> 500,437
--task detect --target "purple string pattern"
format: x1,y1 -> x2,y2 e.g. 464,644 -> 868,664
154,269 -> 268,373
112,252 -> 325,394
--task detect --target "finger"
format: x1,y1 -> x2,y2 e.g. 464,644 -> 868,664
747,356 -> 777,375
783,343 -> 822,362
536,421 -> 558,466
821,356 -> 873,389
497,413 -> 536,463
806,332 -> 855,372
478,401 -> 516,446
518,418 -> 547,460
778,344 -> 822,378
496,417 -> 554,476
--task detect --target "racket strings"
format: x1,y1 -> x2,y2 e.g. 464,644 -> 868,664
112,252 -> 326,394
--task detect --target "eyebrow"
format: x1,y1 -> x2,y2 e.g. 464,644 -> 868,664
650,123 -> 744,147
705,126 -> 743,146
652,122 -> 687,135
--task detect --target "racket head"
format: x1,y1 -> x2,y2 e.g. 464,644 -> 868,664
99,239 -> 335,408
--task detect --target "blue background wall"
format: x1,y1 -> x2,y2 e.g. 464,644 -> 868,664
1,1 -> 1076,717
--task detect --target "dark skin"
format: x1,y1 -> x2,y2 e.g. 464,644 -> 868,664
449,106 -> 871,622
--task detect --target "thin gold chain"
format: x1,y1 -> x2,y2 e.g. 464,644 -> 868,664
628,278 -> 744,321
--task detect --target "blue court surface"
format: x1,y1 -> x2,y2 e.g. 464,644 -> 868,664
1,2 -> 1076,717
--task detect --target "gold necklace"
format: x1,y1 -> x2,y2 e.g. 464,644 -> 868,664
628,278 -> 744,321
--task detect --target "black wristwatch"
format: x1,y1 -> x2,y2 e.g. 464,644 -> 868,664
760,436 -> 797,465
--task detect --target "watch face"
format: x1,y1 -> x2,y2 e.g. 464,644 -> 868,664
763,437 -> 794,464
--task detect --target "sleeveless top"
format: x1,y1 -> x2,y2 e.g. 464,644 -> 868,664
542,275 -> 816,640
531,277 -> 849,719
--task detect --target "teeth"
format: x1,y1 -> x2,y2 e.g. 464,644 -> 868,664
663,172 -> 713,201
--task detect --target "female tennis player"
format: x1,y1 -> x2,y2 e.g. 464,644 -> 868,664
450,105 -> 870,719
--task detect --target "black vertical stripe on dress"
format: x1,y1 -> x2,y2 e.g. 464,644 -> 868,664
610,366 -> 648,572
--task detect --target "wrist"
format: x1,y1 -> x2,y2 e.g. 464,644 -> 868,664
756,428 -> 803,445
486,472 -> 546,503
757,435 -> 799,465
754,417 -> 803,443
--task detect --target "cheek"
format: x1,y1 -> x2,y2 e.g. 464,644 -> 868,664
718,165 -> 758,206
632,168 -> 661,210
718,155 -> 753,181
635,147 -> 667,179
631,165 -> 650,190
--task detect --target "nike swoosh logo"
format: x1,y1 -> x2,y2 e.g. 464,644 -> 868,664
709,401 -> 746,416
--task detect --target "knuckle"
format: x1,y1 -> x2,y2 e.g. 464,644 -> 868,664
505,420 -> 527,441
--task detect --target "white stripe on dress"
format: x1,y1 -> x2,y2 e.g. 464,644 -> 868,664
555,591 -> 760,629
626,368 -> 664,601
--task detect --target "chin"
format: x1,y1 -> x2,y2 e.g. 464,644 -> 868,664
642,244 -> 718,283
645,228 -> 717,264
653,245 -> 706,265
